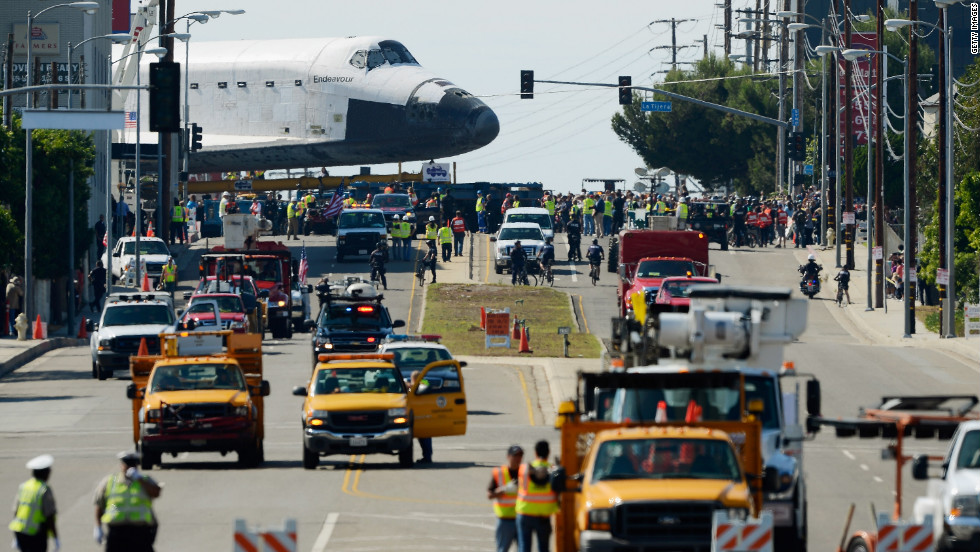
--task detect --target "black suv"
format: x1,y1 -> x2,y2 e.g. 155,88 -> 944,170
307,283 -> 405,366
687,201 -> 730,250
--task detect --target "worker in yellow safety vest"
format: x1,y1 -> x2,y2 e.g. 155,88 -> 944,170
676,197 -> 689,229
424,216 -> 439,243
476,191 -> 487,233
160,258 -> 177,297
583,195 -> 596,235
654,198 -> 667,215
544,196 -> 555,217
169,199 -> 185,246
516,440 -> 559,552
9,454 -> 58,552
487,445 -> 524,552
93,451 -> 161,552
390,215 -> 407,259
287,199 -> 300,240
438,223 -> 453,262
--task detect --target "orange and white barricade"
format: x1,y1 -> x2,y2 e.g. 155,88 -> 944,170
876,514 -> 934,552
234,518 -> 297,552
712,511 -> 773,552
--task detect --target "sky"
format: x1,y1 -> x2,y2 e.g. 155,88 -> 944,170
174,0 -> 748,193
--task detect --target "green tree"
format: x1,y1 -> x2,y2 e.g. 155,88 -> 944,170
918,171 -> 980,303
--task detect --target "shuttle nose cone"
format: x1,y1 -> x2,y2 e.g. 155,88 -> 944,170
471,108 -> 499,147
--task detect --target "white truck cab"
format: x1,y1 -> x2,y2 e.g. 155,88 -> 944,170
914,419 -> 980,552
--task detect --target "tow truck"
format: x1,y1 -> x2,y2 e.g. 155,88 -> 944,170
598,285 -> 818,551
292,352 -> 466,468
126,331 -> 270,469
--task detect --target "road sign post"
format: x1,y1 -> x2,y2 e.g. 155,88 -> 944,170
558,326 -> 571,357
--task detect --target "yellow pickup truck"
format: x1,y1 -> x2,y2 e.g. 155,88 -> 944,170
292,352 -> 467,469
127,332 -> 269,469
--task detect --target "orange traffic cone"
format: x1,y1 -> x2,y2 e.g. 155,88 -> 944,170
78,317 -> 87,339
32,315 -> 44,340
480,307 -> 486,330
518,326 -> 532,354
654,400 -> 668,423
685,399 -> 703,423
146,221 -> 155,237
141,271 -> 151,292
512,320 -> 520,340
136,337 -> 149,357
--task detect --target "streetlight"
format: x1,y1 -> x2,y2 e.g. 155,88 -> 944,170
886,5 -> 960,337
66,34 -> 129,107
23,1 -> 99,327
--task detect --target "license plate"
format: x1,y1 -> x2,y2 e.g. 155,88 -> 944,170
349,437 -> 367,447
190,439 -> 206,446
358,249 -> 368,255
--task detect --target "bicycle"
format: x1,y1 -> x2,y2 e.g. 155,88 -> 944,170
513,265 -> 535,286
589,262 -> 600,286
541,262 -> 555,287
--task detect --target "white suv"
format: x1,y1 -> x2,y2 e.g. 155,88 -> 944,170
503,207 -> 554,240
88,292 -> 175,380
491,222 -> 545,274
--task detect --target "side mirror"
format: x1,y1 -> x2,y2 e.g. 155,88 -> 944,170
392,320 -> 406,329
459,361 -> 468,368
86,320 -> 97,332
182,291 -> 192,300
762,466 -> 780,493
125,383 -> 139,400
291,385 -> 307,397
806,379 -> 821,417
911,454 -> 929,480
112,251 -> 120,257
617,264 -> 627,279
715,273 -> 723,283
416,382 -> 429,395
550,466 -> 567,493
254,380 -> 271,397
182,318 -> 197,331
258,290 -> 270,298
805,415 -> 822,435
489,236 -> 497,242
304,319 -> 317,330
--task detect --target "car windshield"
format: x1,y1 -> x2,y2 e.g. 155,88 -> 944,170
636,260 -> 697,279
506,213 -> 552,229
372,195 -> 412,208
313,367 -> 405,394
956,430 -> 980,469
614,374 -> 780,430
591,438 -> 741,482
318,303 -> 391,328
387,347 -> 453,373
339,212 -> 386,229
121,241 -> 169,256
102,304 -> 174,326
190,296 -> 243,313
150,363 -> 245,392
498,227 -> 543,241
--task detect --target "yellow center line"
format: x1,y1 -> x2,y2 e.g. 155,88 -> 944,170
578,294 -> 590,334
342,453 -> 482,506
516,366 -> 536,427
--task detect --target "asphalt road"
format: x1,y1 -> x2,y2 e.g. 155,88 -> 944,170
2,230 -> 977,551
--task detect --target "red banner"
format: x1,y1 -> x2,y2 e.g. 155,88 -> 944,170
112,0 -> 130,33
837,32 -> 878,150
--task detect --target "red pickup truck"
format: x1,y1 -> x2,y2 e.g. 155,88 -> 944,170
614,230 -> 711,316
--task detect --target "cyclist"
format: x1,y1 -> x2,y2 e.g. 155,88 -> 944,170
369,241 -> 389,290
510,240 -> 528,285
537,237 -> 555,278
834,266 -> 852,304
586,238 -> 604,281
421,240 -> 438,283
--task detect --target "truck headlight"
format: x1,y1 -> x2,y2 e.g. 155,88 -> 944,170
145,408 -> 161,423
277,300 -> 287,307
315,337 -> 332,348
338,235 -> 346,242
951,495 -> 980,518
230,320 -> 246,330
587,508 -> 612,531
388,408 -> 408,425
307,410 -> 329,427
98,338 -> 113,350
233,405 -> 249,417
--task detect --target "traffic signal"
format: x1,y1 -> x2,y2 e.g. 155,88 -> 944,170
190,123 -> 203,152
149,61 -> 181,133
520,70 -> 534,99
618,75 -> 632,106
792,132 -> 806,161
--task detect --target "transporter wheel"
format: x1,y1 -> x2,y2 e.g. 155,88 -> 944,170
303,443 -> 319,470
845,537 -> 869,552
139,446 -> 160,470
721,236 -> 729,251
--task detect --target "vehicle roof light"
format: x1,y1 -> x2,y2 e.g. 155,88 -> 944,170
317,353 -> 395,362
357,306 -> 375,313
420,334 -> 442,342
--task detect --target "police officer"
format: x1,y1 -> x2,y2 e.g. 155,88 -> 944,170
487,445 -> 523,552
438,222 -> 453,262
565,215 -> 582,261
93,451 -> 161,552
516,440 -> 559,552
9,455 -> 58,552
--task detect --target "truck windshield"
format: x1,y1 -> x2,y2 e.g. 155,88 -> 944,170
150,363 -> 245,392
505,213 -> 553,229
956,430 -> 980,469
387,347 -> 453,374
372,195 -> 412,208
636,260 -> 697,278
122,241 -> 170,256
614,374 -> 780,430
190,296 -> 243,313
498,227 -> 543,241
313,367 -> 405,394
339,212 -> 386,229
318,304 -> 391,328
249,259 -> 282,284
591,438 -> 741,482
102,305 -> 174,326
660,280 -> 712,299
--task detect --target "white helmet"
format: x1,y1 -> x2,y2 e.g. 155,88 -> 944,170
428,216 -> 435,222
807,254 -> 816,261
393,215 -> 400,220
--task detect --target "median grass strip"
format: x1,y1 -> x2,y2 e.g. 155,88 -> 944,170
421,284 -> 602,357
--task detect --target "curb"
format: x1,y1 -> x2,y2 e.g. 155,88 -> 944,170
0,338 -> 88,379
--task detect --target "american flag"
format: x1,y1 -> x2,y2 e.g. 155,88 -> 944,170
124,111 -> 137,129
298,245 -> 309,285
322,183 -> 346,218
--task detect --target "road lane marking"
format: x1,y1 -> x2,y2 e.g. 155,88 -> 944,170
842,450 -> 856,460
311,512 -> 339,552
563,242 -> 578,283
516,367 -> 536,426
341,454 -> 483,506
860,463 -> 869,471
873,476 -> 883,483
578,295 -> 591,335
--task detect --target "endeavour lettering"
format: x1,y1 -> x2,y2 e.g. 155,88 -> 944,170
313,75 -> 354,84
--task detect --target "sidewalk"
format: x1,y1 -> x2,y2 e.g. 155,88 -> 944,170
807,242 -> 979,366
0,336 -> 88,379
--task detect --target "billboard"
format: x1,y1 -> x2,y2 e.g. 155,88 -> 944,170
12,23 -> 62,57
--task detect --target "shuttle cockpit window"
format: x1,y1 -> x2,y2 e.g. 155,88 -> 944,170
366,49 -> 386,70
378,40 -> 418,65
349,50 -> 367,69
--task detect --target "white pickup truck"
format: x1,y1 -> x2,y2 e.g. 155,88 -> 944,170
913,419 -> 980,552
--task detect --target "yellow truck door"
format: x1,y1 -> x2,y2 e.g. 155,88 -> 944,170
408,360 -> 467,438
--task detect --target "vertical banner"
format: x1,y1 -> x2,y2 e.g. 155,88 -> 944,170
837,32 -> 878,152
112,0 -> 131,33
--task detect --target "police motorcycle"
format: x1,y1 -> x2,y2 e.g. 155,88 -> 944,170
797,254 -> 822,299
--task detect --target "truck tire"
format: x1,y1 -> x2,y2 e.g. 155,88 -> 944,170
303,443 -> 318,470
721,237 -> 729,251
285,321 -> 293,339
607,238 -> 619,273
398,444 -> 414,468
238,441 -> 261,468
494,265 -> 503,275
139,447 -> 159,470
91,361 -> 97,379
97,362 -> 108,381
845,537 -> 869,552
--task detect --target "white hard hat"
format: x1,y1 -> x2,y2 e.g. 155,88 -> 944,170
26,454 -> 53,470
347,282 -> 378,298
428,216 -> 435,222
808,254 -> 816,261
393,215 -> 400,220
222,191 -> 231,197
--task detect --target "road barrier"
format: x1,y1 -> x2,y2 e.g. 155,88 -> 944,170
876,514 -> 934,552
711,511 -> 773,552
233,518 -> 297,552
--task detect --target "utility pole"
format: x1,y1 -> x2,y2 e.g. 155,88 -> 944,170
936,6 -> 947,336
874,0 -> 885,308
754,0 -> 762,72
723,0 -> 732,57
762,0 -> 772,70
650,18 -> 696,71
777,0 -> 788,194
907,0 -> 919,333
159,0 -> 176,243
843,0 -> 855,270
3,34 -> 11,129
